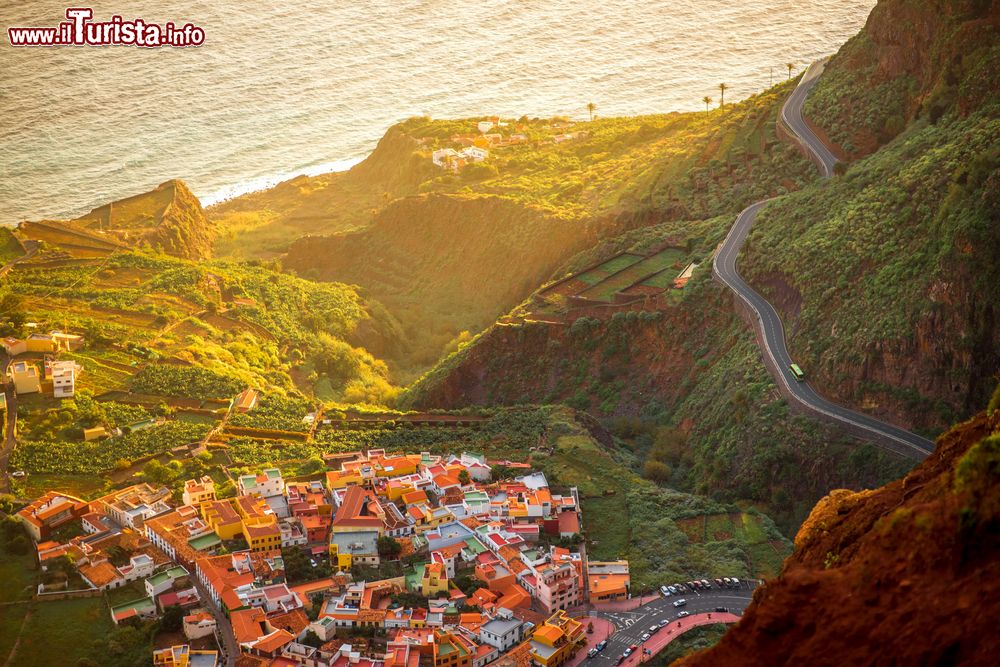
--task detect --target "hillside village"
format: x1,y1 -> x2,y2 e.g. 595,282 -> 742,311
13,446 -> 630,667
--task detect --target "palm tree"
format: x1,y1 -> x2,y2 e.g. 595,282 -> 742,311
587,102 -> 597,121
718,83 -> 727,107
786,63 -> 794,80
702,96 -> 712,111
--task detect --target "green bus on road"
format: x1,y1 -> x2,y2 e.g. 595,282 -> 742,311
789,364 -> 806,381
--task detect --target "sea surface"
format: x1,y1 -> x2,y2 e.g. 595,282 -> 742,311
0,0 -> 875,225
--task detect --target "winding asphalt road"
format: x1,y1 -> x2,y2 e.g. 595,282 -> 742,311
712,61 -> 935,461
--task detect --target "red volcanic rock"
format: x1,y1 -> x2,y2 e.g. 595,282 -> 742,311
674,408 -> 1000,667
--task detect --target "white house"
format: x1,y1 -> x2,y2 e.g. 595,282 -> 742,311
432,148 -> 460,168
479,610 -> 524,651
238,469 -> 284,498
461,146 -> 489,162
183,611 -> 217,640
48,360 -> 77,398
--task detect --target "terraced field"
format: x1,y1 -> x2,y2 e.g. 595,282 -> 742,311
18,220 -> 124,257
577,248 -> 687,302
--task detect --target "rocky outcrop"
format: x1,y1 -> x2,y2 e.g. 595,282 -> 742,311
149,180 -> 215,260
674,408 -> 1000,667
75,179 -> 215,260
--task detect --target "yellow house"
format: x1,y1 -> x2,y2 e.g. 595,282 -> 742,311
183,476 -> 217,506
527,610 -> 585,667
7,361 -> 40,395
235,495 -> 280,551
83,426 -> 108,441
243,521 -> 281,552
153,644 -> 219,666
385,479 -> 418,502
325,468 -> 365,490
202,499 -> 243,540
329,541 -> 352,570
421,561 -> 449,597
329,530 -> 379,569
374,455 -> 419,479
25,333 -> 56,353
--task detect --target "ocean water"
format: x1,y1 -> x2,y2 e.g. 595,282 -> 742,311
0,0 -> 875,225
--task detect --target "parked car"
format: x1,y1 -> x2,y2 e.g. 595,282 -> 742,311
715,607 -> 729,613
641,633 -> 651,642
589,649 -> 599,659
714,578 -> 724,587
722,578 -> 733,587
649,625 -> 659,633
11,470 -> 26,479
615,656 -> 625,665
701,579 -> 711,588
623,647 -> 634,657
660,585 -> 671,596
596,641 -> 608,652
668,585 -> 679,594
732,577 -> 741,587
658,619 -> 669,628
677,611 -> 690,618
672,599 -> 687,608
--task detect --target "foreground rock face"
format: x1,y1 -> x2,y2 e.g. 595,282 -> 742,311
675,408 -> 1000,667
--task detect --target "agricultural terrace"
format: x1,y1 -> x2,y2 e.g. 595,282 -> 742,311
1,249 -> 403,402
527,245 -> 696,321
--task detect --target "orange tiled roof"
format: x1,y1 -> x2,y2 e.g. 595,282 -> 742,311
532,624 -> 563,644
251,628 -> 295,654
267,608 -> 310,636
332,486 -> 383,528
78,560 -> 121,588
231,607 -> 267,644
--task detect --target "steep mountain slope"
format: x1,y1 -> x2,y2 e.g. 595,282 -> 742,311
741,2 -> 1000,431
283,193 -> 617,371
675,405 -> 1000,667
803,0 -> 999,158
805,0 -> 1000,158
400,227 -> 911,532
215,83 -> 813,376
400,0 -> 997,531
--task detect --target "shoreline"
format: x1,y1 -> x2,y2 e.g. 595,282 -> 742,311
0,154 -> 368,228
198,154 -> 367,208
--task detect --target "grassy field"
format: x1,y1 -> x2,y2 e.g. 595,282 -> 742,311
582,493 -> 631,561
0,549 -> 36,604
11,473 -> 110,501
0,605 -> 28,666
10,597 -> 115,667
